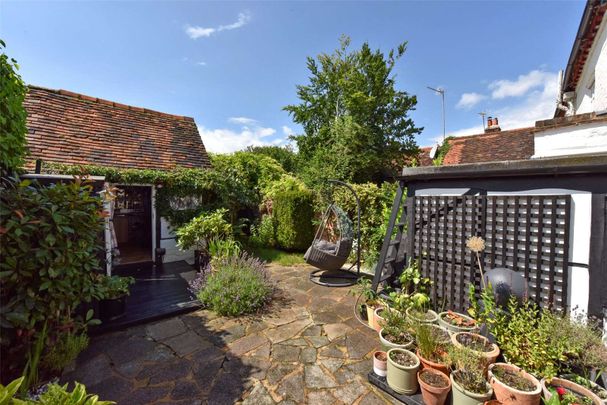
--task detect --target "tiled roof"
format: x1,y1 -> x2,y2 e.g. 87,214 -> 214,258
24,86 -> 211,171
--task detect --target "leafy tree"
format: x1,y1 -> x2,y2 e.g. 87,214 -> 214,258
0,40 -> 28,174
245,145 -> 299,173
284,36 -> 421,185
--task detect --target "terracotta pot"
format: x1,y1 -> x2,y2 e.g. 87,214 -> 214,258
451,371 -> 493,405
488,363 -> 541,405
484,401 -> 502,405
373,306 -> 386,332
373,350 -> 387,377
379,328 -> 414,352
386,348 -> 420,395
417,348 -> 450,376
451,332 -> 500,366
406,307 -> 439,324
541,377 -> 602,405
418,368 -> 451,405
438,311 -> 479,334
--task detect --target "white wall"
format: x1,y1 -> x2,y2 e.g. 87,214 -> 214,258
574,17 -> 607,114
533,120 -> 607,158
160,217 -> 195,264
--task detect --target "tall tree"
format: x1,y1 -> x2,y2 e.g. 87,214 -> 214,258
284,36 -> 421,185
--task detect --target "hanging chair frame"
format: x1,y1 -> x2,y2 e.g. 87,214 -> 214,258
309,179 -> 361,287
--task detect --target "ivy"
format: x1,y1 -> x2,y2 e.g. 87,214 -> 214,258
432,136 -> 453,166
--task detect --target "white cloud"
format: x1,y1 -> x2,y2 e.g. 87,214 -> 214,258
282,126 -> 295,136
199,117 -> 289,153
185,11 -> 251,39
228,116 -> 258,125
489,69 -> 555,99
196,61 -> 207,66
456,92 -> 486,109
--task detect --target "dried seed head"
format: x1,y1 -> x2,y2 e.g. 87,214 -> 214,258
466,236 -> 485,253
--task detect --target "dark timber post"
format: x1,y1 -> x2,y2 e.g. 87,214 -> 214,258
588,194 -> 607,318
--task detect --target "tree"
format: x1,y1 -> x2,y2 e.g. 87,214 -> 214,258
245,145 -> 299,173
0,39 -> 28,175
284,36 -> 421,185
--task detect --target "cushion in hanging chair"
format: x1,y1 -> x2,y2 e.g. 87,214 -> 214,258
314,239 -> 337,255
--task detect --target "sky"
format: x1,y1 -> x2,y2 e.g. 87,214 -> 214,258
1,1 -> 585,153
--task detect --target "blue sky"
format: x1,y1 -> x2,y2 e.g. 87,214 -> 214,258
1,1 -> 585,153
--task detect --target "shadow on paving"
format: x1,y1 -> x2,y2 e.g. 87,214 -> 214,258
62,310 -> 262,405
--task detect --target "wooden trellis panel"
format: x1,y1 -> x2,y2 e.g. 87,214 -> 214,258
411,195 -> 571,313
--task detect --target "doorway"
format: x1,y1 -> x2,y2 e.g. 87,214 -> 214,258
113,185 -> 153,266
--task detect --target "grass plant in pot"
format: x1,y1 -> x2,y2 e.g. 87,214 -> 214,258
448,345 -> 494,405
452,332 -> 500,366
98,275 -> 134,322
417,368 -> 451,405
373,351 -> 388,377
379,307 -> 414,351
541,377 -> 602,405
415,322 -> 451,376
386,348 -> 420,395
488,363 -> 541,405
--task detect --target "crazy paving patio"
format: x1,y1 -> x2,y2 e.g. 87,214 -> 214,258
61,264 -> 397,405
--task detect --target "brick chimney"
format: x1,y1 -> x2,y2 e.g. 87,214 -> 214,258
485,116 -> 501,133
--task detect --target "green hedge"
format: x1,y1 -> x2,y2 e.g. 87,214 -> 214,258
268,175 -> 315,251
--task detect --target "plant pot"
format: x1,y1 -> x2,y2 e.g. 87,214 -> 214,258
373,351 -> 388,377
541,377 -> 603,405
417,348 -> 450,376
379,328 -> 414,352
418,368 -> 451,405
488,363 -> 541,405
373,306 -> 386,332
99,296 -> 127,322
407,307 -> 439,324
451,371 -> 493,405
484,401 -> 502,405
365,302 -> 378,329
451,332 -> 500,366
438,311 -> 478,334
386,348 -> 420,395
561,374 -> 607,404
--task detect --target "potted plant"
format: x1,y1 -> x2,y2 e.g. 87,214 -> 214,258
374,306 -> 387,333
386,348 -> 420,395
415,322 -> 451,376
417,368 -> 451,405
373,351 -> 388,377
98,275 -> 134,322
350,278 -> 381,329
452,332 -> 500,366
560,374 -> 607,404
406,306 -> 438,324
438,310 -> 478,333
449,345 -> 494,405
541,377 -> 602,405
488,363 -> 541,405
379,308 -> 414,351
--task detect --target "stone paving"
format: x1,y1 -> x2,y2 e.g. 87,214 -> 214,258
63,264 -> 398,404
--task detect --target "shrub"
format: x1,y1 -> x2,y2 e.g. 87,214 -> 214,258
195,253 -> 273,316
1,376 -> 115,404
249,214 -> 276,248
41,332 -> 89,373
97,276 -> 135,300
0,177 -> 105,385
207,237 -> 241,262
176,208 -> 232,252
267,175 -> 315,251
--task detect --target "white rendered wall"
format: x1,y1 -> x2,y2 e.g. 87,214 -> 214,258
160,217 -> 195,263
533,120 -> 607,158
574,17 -> 607,114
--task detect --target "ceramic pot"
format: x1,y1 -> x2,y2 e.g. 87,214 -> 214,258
406,307 -> 439,324
373,351 -> 387,377
451,371 -> 493,405
386,348 -> 420,395
417,349 -> 450,376
418,368 -> 451,405
373,307 -> 386,332
488,363 -> 541,405
438,311 -> 478,334
541,377 -> 602,405
379,328 -> 414,352
451,332 -> 500,365
99,295 -> 127,322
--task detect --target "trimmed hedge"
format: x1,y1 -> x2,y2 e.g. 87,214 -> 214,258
269,176 -> 315,251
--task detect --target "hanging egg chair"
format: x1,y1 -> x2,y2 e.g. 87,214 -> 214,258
304,204 -> 353,271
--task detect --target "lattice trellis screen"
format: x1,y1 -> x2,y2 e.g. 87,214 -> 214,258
411,195 -> 572,313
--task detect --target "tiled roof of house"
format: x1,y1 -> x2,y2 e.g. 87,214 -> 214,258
417,112 -> 607,166
24,86 -> 211,171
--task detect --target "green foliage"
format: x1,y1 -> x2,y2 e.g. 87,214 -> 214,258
0,377 -> 114,405
284,35 -> 421,184
0,376 -> 24,405
196,253 -> 273,316
0,40 -> 28,175
249,215 -> 277,248
207,238 -> 242,262
245,145 -> 299,173
350,277 -> 378,304
248,247 -> 305,266
41,332 -> 89,373
448,345 -> 489,394
388,259 -> 432,312
415,323 -> 448,363
331,182 -> 396,264
176,209 -> 232,252
380,309 -> 412,345
97,276 -> 134,300
432,137 -> 453,166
